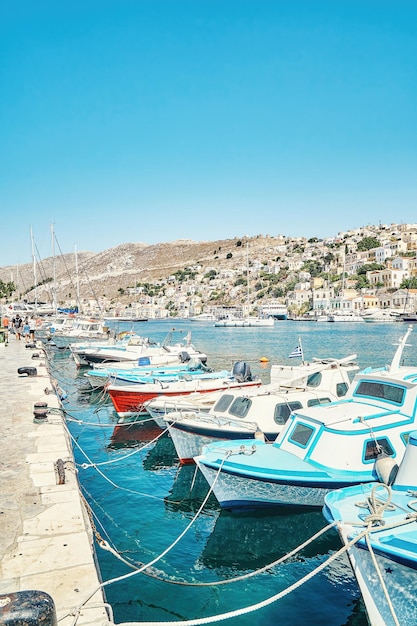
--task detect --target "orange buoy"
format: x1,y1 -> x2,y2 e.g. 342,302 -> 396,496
259,356 -> 269,363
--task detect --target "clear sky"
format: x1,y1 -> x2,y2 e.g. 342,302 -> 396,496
1,0 -> 416,267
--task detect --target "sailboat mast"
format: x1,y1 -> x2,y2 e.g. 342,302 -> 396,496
246,241 -> 250,315
51,223 -> 57,313
74,244 -> 81,312
30,226 -> 37,311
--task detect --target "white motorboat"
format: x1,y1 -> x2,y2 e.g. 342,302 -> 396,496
70,328 -> 207,367
361,309 -> 401,323
214,314 -> 274,327
327,312 -> 364,322
188,313 -> 216,322
163,355 -> 359,464
195,327 -> 417,511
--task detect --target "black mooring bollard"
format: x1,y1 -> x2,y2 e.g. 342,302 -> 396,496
0,590 -> 57,625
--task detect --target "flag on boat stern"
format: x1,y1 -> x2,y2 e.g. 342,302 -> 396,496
289,343 -> 303,359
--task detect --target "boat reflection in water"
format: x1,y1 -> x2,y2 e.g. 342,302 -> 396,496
199,507 -> 340,572
142,431 -> 179,471
164,464 -> 218,514
107,419 -> 179,470
108,420 -> 163,449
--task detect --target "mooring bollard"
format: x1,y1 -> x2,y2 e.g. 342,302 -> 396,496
17,366 -> 38,377
33,401 -> 48,423
0,590 -> 57,625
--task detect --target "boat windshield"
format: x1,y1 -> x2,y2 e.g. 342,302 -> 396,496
354,381 -> 405,405
213,394 -> 234,413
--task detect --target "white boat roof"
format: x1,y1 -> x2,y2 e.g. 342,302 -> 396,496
293,397 -> 398,428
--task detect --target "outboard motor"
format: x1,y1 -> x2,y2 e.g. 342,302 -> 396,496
232,361 -> 252,382
179,351 -> 191,363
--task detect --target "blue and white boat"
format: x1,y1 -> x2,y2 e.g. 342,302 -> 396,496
195,326 -> 416,511
85,362 -> 227,389
323,430 -> 417,626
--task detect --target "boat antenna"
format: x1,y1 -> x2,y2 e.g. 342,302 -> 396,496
389,325 -> 412,371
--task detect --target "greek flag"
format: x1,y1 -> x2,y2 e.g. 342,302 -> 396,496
289,343 -> 303,359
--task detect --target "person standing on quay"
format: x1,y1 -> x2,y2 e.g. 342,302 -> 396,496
29,317 -> 36,342
23,318 -> 31,344
13,314 -> 22,340
2,314 -> 10,342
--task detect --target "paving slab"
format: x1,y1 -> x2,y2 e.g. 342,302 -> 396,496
0,338 -> 113,625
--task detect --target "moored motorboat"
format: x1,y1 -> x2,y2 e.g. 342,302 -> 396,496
144,391 -> 226,427
327,312 -> 364,322
188,313 -> 216,322
42,316 -> 111,347
107,361 -> 262,420
70,328 -> 207,367
323,430 -> 417,626
163,355 -> 359,464
195,326 -> 417,511
361,308 -> 401,323
214,314 -> 274,327
86,362 -> 226,390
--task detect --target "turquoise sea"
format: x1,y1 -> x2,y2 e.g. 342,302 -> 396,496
46,319 -> 415,626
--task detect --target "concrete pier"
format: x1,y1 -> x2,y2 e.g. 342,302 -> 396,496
0,337 -> 112,625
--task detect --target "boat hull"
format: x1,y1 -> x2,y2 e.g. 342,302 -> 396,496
343,539 -> 417,625
108,380 -> 262,419
323,472 -> 417,626
168,421 -> 265,464
195,459 -> 344,510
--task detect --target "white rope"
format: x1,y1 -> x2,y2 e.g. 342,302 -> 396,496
352,483 -> 413,626
117,527 -> 372,626
98,517 -> 338,587
58,454 -> 232,625
364,532 -> 400,626
80,426 -> 170,468
65,424 -> 167,500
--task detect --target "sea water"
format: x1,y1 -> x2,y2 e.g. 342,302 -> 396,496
47,319 -> 413,625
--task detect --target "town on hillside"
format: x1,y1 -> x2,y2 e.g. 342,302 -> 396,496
1,221 -> 417,321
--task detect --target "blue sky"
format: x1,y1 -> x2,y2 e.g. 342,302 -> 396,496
1,1 -> 416,267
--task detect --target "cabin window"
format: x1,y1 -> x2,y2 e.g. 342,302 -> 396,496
213,394 -> 234,412
307,372 -> 322,388
228,397 -> 252,419
364,437 -> 395,461
288,422 -> 315,447
274,401 -> 303,425
336,382 -> 348,397
355,381 -> 405,405
307,397 -> 331,407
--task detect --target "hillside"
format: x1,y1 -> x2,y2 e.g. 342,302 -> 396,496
0,235 -> 286,305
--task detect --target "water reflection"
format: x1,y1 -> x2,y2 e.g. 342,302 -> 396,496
108,420 -> 163,449
199,507 -> 339,573
165,464 -> 218,513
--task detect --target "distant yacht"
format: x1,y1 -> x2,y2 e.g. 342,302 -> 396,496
189,313 -> 216,322
214,313 -> 274,327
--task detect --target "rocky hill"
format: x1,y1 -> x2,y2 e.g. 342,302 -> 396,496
0,235 -> 286,305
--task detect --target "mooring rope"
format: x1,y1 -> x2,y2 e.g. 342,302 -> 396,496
59,454 -> 232,626
64,426 -> 170,500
